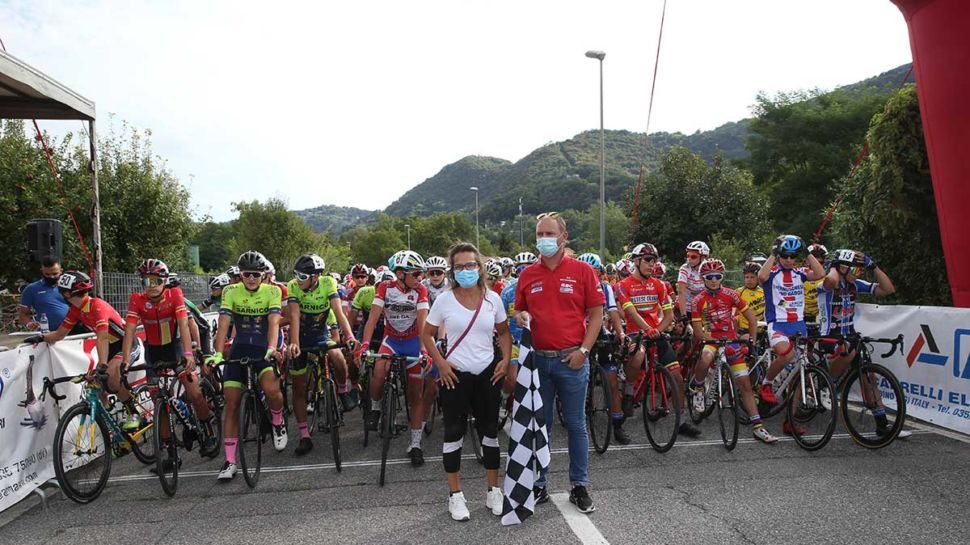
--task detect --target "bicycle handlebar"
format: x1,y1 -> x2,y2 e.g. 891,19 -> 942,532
364,352 -> 422,364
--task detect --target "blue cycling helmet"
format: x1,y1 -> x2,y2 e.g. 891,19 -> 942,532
780,235 -> 803,255
578,253 -> 603,270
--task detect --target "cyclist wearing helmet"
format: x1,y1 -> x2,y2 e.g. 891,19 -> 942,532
124,259 -> 218,456
422,256 -> 452,307
690,259 -> 777,444
616,243 -> 701,438
287,254 -> 359,455
616,259 -> 633,280
652,261 -> 675,305
360,250 -> 430,466
485,260 -> 505,294
604,263 -> 618,287
803,244 -> 828,329
206,251 -> 287,481
225,266 -> 242,285
499,257 -> 515,280
203,274 -> 231,313
756,235 -> 825,427
678,241 -> 710,320
736,262 -> 766,340
32,271 -> 136,425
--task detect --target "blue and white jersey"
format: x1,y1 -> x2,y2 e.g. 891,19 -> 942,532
762,266 -> 810,324
817,278 -> 877,336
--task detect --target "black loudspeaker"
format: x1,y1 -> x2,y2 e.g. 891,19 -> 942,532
26,219 -> 63,264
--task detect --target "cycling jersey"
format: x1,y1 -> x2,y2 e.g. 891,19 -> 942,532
817,278 -> 877,336
803,279 -> 822,320
422,277 -> 452,307
219,282 -> 282,348
373,280 -> 429,340
615,275 -> 672,332
126,289 -> 187,346
691,288 -> 747,340
677,262 -> 704,313
287,276 -> 339,340
762,266 -> 810,324
737,286 -> 765,330
499,279 -> 522,344
491,279 -> 506,295
61,295 -> 125,342
271,280 -> 288,305
351,285 -> 375,312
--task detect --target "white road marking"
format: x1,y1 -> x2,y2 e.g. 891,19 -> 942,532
551,492 -> 609,545
902,419 -> 970,444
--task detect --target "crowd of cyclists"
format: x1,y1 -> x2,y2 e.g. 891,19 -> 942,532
20,217 -> 907,521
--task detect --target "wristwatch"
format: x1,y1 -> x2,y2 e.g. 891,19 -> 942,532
579,346 -> 590,357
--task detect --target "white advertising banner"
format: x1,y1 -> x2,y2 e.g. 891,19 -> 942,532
0,335 -> 145,513
855,303 -> 970,435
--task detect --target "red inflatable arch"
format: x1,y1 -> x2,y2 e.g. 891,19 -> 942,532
892,0 -> 970,307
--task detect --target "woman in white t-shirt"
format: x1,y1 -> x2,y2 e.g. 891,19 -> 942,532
421,241 -> 513,522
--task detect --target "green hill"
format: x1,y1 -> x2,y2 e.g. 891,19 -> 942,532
384,155 -> 512,217
293,204 -> 376,235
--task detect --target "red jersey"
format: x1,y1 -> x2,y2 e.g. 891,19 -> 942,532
126,289 -> 188,346
491,280 -> 506,295
271,281 -> 288,305
61,296 -> 125,343
373,280 -> 429,339
691,288 -> 747,340
514,256 -> 605,351
615,275 -> 672,332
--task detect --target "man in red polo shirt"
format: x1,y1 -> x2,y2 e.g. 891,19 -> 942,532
515,212 -> 604,514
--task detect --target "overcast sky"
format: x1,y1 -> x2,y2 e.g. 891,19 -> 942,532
2,0 -> 912,221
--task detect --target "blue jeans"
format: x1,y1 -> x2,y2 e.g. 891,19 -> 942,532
534,353 -> 589,489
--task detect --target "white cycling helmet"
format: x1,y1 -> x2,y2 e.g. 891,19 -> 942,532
391,250 -> 426,271
514,251 -> 537,265
486,261 -> 503,278
426,256 -> 448,270
686,241 -> 710,257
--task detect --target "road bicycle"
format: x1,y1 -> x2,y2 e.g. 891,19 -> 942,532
363,351 -> 421,486
301,342 -> 351,471
617,332 -> 688,453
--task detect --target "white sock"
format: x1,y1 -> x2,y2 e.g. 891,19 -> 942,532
410,428 -> 422,449
371,399 -> 382,411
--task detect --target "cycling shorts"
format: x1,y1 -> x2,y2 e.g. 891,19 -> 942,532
223,343 -> 277,389
702,342 -> 747,364
767,321 -> 807,349
378,336 -> 423,381
290,334 -> 337,376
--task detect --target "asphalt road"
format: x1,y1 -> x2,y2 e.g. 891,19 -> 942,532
2,403 -> 968,545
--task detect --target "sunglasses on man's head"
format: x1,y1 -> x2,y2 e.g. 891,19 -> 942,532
428,270 -> 445,277
703,274 -> 723,281
536,211 -> 561,220
142,277 -> 165,287
293,271 -> 312,281
241,271 -> 263,279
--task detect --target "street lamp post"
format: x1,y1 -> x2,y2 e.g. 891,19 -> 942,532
585,49 -> 606,261
469,186 -> 480,248
405,223 -> 411,250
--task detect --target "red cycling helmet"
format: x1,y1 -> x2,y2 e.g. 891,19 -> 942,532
699,259 -> 726,277
138,258 -> 170,277
652,261 -> 666,278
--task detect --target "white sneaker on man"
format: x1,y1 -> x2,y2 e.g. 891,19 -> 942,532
486,486 -> 504,516
217,461 -> 237,481
273,423 -> 288,452
448,492 -> 471,521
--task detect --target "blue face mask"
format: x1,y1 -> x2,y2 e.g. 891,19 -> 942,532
454,270 -> 479,288
536,237 -> 560,258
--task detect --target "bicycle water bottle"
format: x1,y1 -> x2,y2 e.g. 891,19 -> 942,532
38,313 -> 50,333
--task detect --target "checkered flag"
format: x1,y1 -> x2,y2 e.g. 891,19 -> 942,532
501,327 -> 551,526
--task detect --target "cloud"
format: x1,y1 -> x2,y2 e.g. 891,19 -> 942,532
2,0 -> 911,220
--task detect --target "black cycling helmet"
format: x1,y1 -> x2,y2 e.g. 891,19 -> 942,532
742,261 -> 761,275
237,250 -> 268,272
57,270 -> 94,296
294,254 -> 326,275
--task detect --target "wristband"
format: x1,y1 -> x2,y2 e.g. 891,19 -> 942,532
183,350 -> 194,356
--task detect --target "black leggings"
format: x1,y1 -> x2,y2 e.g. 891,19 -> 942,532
440,361 -> 501,473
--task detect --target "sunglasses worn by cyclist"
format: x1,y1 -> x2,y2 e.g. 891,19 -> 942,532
353,275 -> 369,281
241,271 -> 263,279
428,270 -> 445,277
407,270 -> 424,278
142,277 -> 165,287
779,254 -> 797,260
703,274 -> 723,281
294,271 -> 313,281
687,252 -> 701,259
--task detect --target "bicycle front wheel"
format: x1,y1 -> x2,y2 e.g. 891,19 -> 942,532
307,364 -> 320,435
199,377 -> 223,458
642,366 -> 681,453
716,366 -> 739,451
325,379 -> 342,471
238,390 -> 262,488
379,382 -> 395,486
839,363 -> 906,449
53,402 -> 112,504
127,384 -> 157,465
153,400 -> 179,497
788,364 -> 838,451
588,366 -> 612,454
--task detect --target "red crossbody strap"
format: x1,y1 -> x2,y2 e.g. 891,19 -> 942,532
444,295 -> 485,359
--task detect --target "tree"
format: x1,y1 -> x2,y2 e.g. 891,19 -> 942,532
228,198 -> 318,274
193,220 -> 235,273
631,147 -> 771,260
745,88 -> 891,236
828,85 -> 950,305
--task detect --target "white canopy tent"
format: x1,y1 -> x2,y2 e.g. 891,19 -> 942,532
0,50 -> 103,294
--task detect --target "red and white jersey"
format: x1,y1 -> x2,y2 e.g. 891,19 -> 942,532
677,263 -> 704,313
373,280 -> 429,339
762,266 -> 810,324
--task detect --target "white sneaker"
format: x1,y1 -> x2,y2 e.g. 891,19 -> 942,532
820,388 -> 832,411
486,486 -> 504,516
752,426 -> 778,444
897,429 -> 913,439
217,461 -> 237,481
273,424 -> 288,452
449,492 -> 471,521
693,388 -> 706,413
